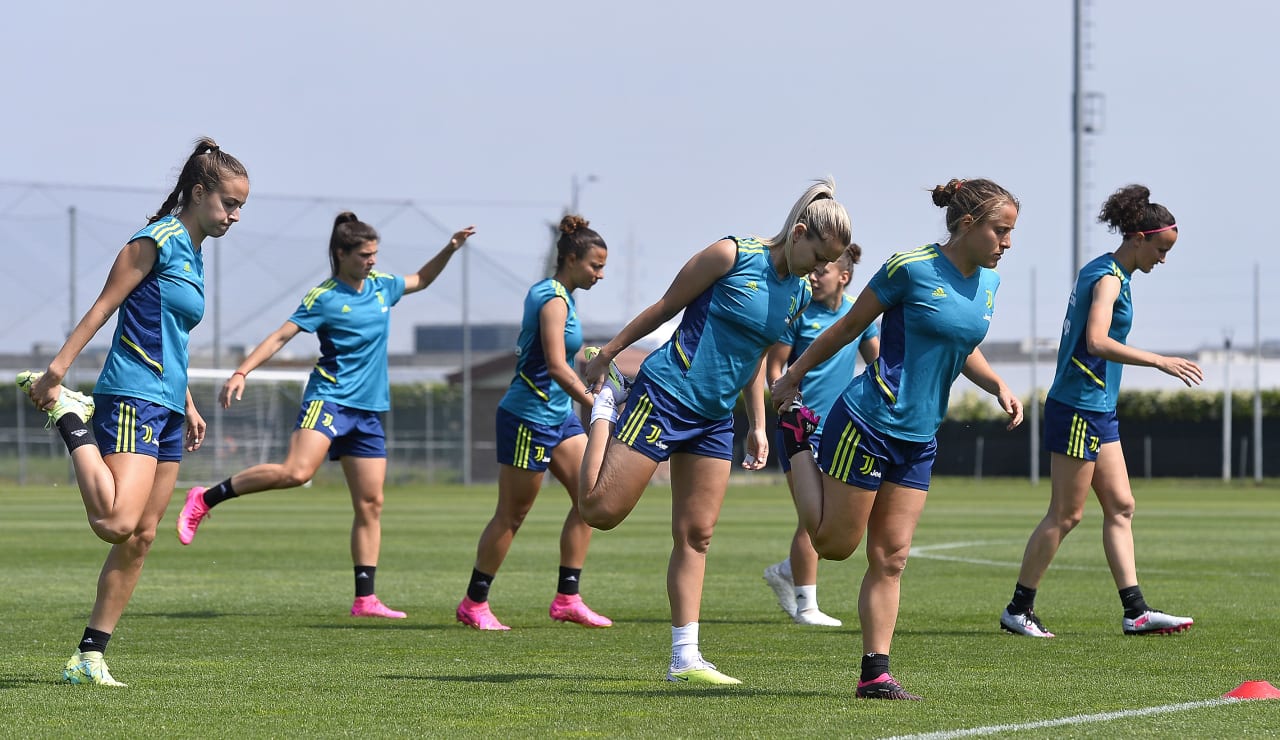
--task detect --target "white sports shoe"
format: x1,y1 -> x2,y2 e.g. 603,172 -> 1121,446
1123,609 -> 1193,635
762,561 -> 797,618
1000,607 -> 1055,638
793,608 -> 842,627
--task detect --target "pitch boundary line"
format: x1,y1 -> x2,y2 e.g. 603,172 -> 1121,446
881,697 -> 1239,740
909,540 -> 1271,578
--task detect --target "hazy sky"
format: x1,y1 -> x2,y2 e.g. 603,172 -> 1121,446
2,0 -> 1276,361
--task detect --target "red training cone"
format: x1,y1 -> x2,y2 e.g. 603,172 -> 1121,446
1224,681 -> 1280,700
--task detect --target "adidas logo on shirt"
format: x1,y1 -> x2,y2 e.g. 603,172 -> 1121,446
932,287 -> 947,298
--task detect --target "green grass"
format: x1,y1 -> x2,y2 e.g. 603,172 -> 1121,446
2,477 -> 1278,738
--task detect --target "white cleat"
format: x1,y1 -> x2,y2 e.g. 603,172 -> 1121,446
1123,609 -> 1193,636
1000,607 -> 1055,638
762,561 -> 797,618
793,608 -> 842,627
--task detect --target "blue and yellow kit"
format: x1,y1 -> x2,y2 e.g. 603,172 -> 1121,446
287,271 -> 406,412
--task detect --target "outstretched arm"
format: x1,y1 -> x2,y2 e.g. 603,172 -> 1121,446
771,287 -> 885,411
582,238 -> 736,390
219,321 -> 303,408
403,226 -> 476,294
30,238 -> 156,408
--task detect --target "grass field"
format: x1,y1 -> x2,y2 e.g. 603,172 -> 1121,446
2,476 -> 1278,738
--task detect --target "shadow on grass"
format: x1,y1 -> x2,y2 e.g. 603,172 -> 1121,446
382,673 -> 557,683
309,622 -> 452,632
0,677 -> 56,689
381,673 -> 836,698
130,610 -> 245,619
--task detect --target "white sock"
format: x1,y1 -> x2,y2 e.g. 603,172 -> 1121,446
590,386 -> 619,425
795,584 -> 818,612
778,558 -> 793,580
671,622 -> 700,666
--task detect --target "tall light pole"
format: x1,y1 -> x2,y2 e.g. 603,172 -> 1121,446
570,174 -> 597,214
1072,0 -> 1104,279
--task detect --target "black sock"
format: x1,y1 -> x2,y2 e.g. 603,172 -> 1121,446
78,627 -> 111,655
355,565 -> 376,598
860,653 -> 890,683
203,479 -> 239,509
558,566 -> 582,596
467,569 -> 494,603
1119,585 -> 1149,618
1009,582 -> 1037,614
55,414 -> 95,453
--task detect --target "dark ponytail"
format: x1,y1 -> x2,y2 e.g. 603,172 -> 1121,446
329,211 -> 380,276
556,214 -> 607,270
149,137 -> 248,223
1098,184 -> 1175,236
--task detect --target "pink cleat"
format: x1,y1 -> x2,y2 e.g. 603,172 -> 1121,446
456,596 -> 510,630
176,486 -> 210,545
350,595 -> 407,619
549,593 -> 613,628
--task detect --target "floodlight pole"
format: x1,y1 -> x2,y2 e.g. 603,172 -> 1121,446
1071,0 -> 1085,279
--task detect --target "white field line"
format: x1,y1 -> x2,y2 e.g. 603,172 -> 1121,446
881,697 -> 1240,740
909,540 -> 1271,578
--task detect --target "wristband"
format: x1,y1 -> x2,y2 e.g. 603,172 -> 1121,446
232,371 -> 247,378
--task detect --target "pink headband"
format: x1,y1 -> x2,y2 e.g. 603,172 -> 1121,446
1124,223 -> 1177,237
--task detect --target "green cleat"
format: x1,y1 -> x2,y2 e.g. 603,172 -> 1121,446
583,347 -> 631,404
666,658 -> 742,685
62,650 -> 127,687
16,371 -> 95,426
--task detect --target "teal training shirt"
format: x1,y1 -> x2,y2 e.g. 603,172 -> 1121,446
1047,253 -> 1133,412
779,292 -> 879,434
497,278 -> 582,426
287,271 -> 406,412
95,216 -> 204,414
841,244 -> 1000,442
641,236 -> 811,420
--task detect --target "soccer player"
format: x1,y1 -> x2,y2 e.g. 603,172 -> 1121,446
18,138 -> 249,686
176,212 -> 475,620
762,243 -> 879,627
1000,185 -> 1200,639
772,178 -> 1024,700
455,215 -> 613,630
579,179 -> 853,685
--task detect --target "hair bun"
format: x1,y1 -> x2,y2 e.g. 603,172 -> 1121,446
559,214 -> 589,235
931,179 -> 965,208
334,211 -> 360,227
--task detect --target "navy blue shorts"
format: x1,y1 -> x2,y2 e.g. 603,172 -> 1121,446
816,397 -> 937,491
495,406 -> 585,472
614,370 -> 733,463
93,394 -> 185,462
1043,397 -> 1120,461
295,400 -> 386,460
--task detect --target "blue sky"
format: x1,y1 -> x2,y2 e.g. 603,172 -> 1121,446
2,0 -> 1275,359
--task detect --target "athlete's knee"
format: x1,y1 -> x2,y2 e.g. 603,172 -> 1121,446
675,524 -> 715,555
868,547 -> 910,579
89,518 -> 133,544
813,537 -> 856,561
1047,508 -> 1084,533
578,496 -> 620,530
355,495 -> 384,520
811,523 -> 860,561
1105,496 -> 1135,522
277,467 -> 314,488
